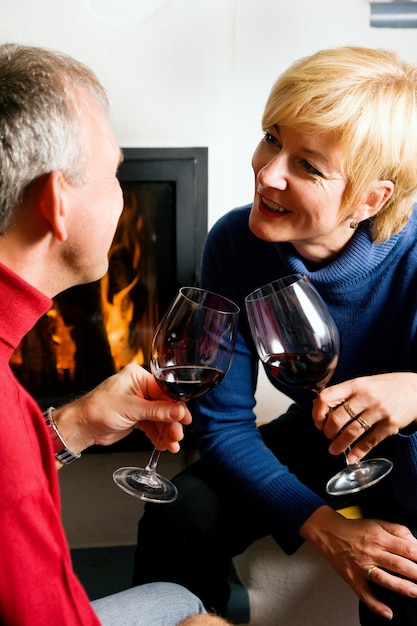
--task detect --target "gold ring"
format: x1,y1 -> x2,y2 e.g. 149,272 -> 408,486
343,402 -> 357,420
357,416 -> 370,431
367,565 -> 378,581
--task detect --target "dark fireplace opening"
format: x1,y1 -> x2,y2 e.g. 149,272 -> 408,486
11,147 -> 208,451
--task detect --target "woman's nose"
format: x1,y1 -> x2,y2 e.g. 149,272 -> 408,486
257,154 -> 288,190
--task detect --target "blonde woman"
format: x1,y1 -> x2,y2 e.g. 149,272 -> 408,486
135,47 -> 417,625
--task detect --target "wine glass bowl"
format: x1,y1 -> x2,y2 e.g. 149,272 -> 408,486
113,286 -> 239,503
245,273 -> 392,496
151,289 -> 238,402
245,274 -> 339,393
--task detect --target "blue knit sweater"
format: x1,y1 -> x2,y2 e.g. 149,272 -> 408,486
193,204 -> 417,553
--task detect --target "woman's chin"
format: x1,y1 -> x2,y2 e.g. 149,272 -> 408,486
249,211 -> 285,242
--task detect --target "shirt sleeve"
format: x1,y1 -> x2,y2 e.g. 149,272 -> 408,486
0,383 -> 100,626
192,214 -> 328,554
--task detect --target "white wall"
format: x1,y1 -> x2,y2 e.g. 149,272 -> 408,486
1,0 -> 416,416
2,0 -> 417,227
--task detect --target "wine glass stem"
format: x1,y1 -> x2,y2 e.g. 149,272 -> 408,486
145,425 -> 169,472
322,398 -> 360,470
343,446 -> 351,467
344,445 -> 362,469
146,447 -> 162,472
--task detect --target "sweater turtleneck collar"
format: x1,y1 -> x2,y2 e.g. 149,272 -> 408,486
277,209 -> 417,293
0,262 -> 52,352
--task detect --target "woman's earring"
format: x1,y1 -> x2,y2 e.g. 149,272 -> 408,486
349,217 -> 358,230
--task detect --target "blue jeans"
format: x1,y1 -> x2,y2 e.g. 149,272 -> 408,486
92,582 -> 206,625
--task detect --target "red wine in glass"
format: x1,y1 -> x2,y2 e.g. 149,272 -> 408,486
153,365 -> 225,401
245,274 -> 392,495
265,352 -> 337,391
113,286 -> 239,503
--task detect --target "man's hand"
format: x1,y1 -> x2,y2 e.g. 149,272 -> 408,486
52,363 -> 192,455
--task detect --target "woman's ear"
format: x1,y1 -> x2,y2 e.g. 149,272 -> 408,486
37,170 -> 69,242
356,180 -> 394,222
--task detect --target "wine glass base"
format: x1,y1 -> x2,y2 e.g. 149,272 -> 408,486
326,458 -> 393,496
113,466 -> 178,503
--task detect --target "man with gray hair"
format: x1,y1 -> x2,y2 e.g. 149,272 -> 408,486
0,42 -> 222,626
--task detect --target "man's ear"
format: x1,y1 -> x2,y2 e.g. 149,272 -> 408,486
37,170 -> 69,242
355,180 -> 394,222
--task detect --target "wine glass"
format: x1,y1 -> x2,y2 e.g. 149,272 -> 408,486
245,273 -> 393,496
113,286 -> 239,502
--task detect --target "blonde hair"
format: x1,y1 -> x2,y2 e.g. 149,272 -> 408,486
262,46 -> 417,242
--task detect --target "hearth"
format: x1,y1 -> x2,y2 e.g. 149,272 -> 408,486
11,147 -> 208,411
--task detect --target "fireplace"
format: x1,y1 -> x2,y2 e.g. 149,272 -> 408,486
11,147 -> 208,414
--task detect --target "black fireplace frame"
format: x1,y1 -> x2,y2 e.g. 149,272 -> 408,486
12,147 -> 208,417
118,146 -> 208,293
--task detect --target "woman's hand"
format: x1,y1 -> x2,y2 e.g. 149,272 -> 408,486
312,373 -> 417,463
300,506 -> 417,620
52,363 -> 192,455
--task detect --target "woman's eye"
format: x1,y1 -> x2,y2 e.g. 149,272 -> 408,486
301,159 -> 323,177
263,131 -> 279,146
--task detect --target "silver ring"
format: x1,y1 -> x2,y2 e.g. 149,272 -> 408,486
367,565 -> 378,581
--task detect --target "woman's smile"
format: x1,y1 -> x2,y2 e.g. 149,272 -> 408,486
258,195 -> 290,216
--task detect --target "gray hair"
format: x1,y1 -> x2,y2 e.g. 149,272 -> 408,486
0,43 -> 109,234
